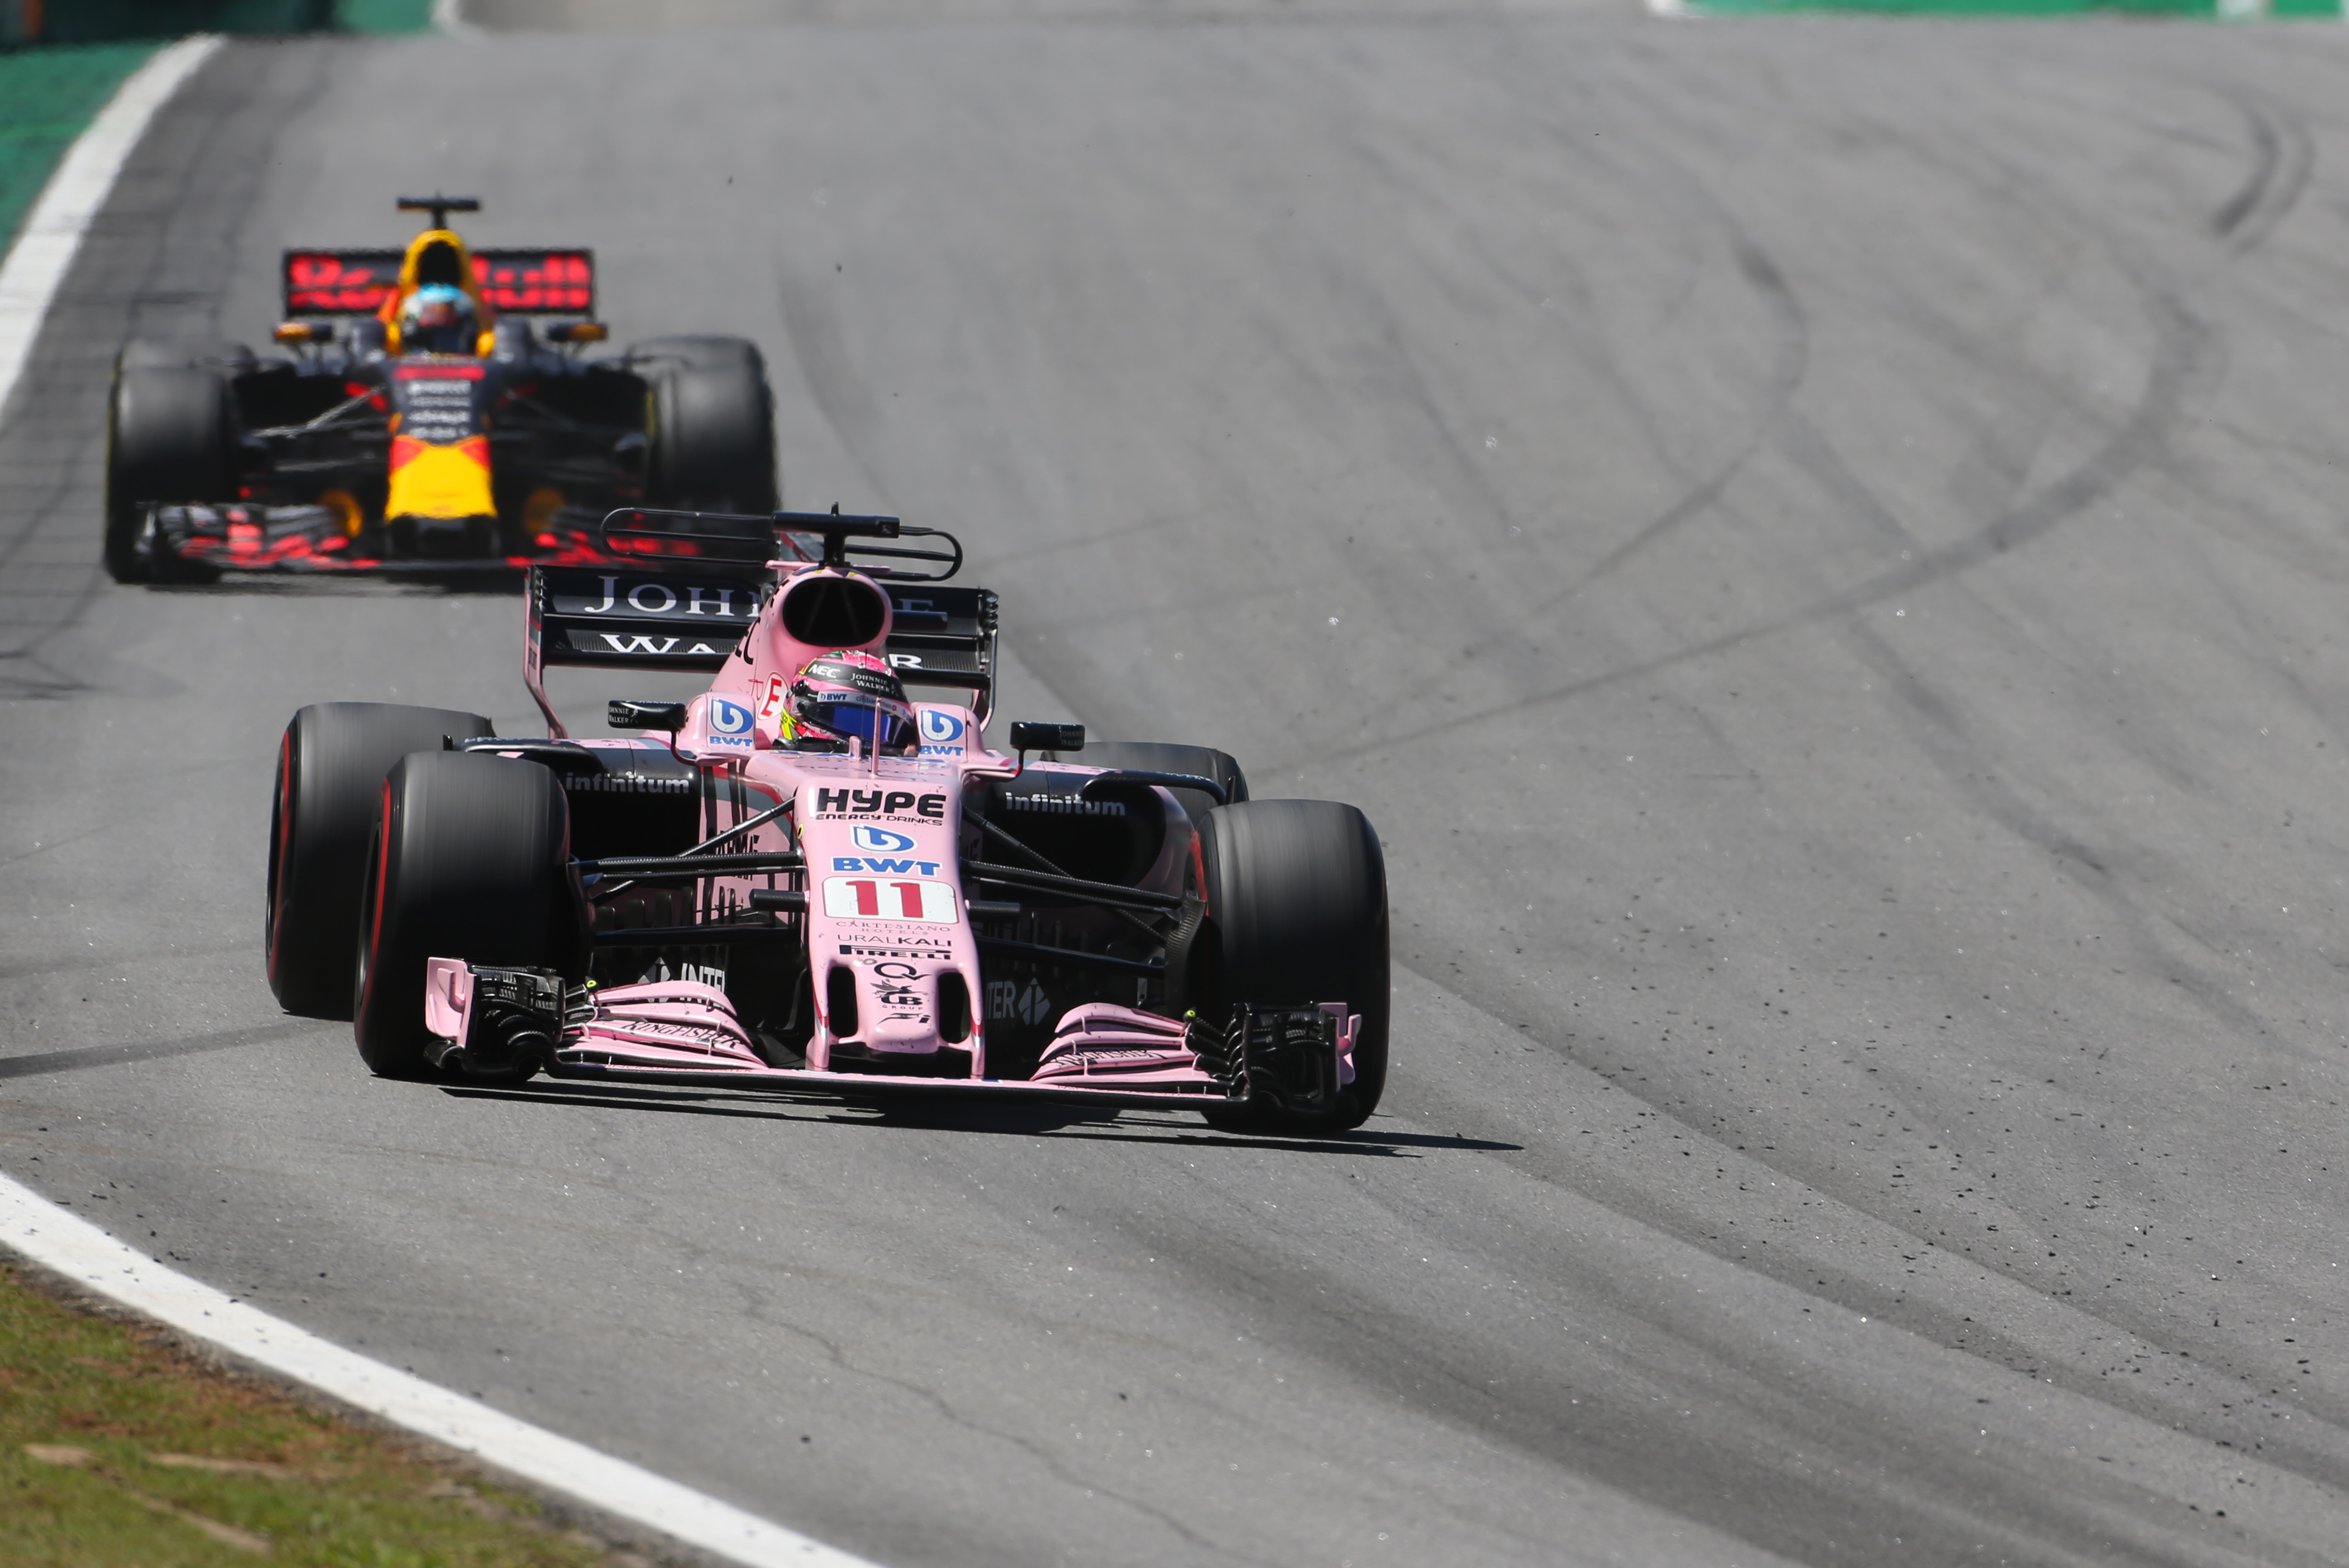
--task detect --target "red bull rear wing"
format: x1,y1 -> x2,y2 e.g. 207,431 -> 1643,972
283,248 -> 596,316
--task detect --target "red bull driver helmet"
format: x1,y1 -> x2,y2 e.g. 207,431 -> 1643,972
399,282 -> 478,354
784,650 -> 918,753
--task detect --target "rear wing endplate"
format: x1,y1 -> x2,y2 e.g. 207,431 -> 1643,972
525,564 -> 997,738
878,584 -> 999,723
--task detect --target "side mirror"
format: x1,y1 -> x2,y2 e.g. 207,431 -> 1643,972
273,321 -> 324,345
608,699 -> 687,732
1008,721 -> 1083,754
547,322 -> 608,345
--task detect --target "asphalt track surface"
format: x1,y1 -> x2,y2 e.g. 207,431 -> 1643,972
6,10 -> 2349,1566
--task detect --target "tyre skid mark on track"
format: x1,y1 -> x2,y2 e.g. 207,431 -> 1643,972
1121,1159 -> 2203,1568
1370,137 -> 1814,719
0,1019 -> 323,1080
1367,965 -> 2349,1564
1531,240 -> 1810,612
0,943 -> 247,985
1825,609 -> 2285,1050
2207,87 -> 2313,253
1333,61 -> 2292,777
1295,280 -> 2219,774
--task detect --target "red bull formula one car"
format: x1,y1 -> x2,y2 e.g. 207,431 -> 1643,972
263,509 -> 1391,1133
106,196 -> 776,581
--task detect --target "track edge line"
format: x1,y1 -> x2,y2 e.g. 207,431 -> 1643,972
0,1172 -> 878,1567
0,34 -> 226,432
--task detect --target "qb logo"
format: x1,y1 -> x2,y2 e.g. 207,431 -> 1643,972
704,697 -> 754,751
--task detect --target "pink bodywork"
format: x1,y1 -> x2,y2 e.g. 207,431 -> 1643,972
433,545 -> 1358,1107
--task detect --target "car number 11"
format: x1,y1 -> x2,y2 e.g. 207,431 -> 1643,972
823,877 -> 957,923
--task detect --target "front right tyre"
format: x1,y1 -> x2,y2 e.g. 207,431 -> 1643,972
104,353 -> 241,584
354,752 -> 583,1079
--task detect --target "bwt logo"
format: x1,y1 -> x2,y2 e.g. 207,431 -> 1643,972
918,711 -> 964,743
852,826 -> 916,853
833,856 -> 944,876
704,698 -> 754,749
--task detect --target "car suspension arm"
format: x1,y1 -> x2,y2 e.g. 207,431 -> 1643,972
964,860 -> 1184,913
963,813 -> 1171,943
578,851 -> 804,885
971,934 -> 1164,976
595,798 -> 796,898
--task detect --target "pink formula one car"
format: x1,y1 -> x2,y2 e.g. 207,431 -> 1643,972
264,510 -> 1389,1133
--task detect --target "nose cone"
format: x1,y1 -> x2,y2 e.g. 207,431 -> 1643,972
387,434 -> 493,521
864,971 -> 941,1052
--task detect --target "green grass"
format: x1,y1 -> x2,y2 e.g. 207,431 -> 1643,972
334,0 -> 438,31
0,5 -> 435,255
1,1263 -> 629,1568
0,42 -> 159,256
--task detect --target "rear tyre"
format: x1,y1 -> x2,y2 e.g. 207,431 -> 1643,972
1191,799 -> 1389,1134
268,703 -> 495,1018
1047,740 -> 1247,825
352,753 -> 581,1080
105,363 -> 237,583
634,334 -> 779,514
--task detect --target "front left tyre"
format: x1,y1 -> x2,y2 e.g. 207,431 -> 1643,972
353,752 -> 582,1079
267,703 -> 494,1018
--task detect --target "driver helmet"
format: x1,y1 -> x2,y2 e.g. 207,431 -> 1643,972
398,282 -> 478,354
782,650 -> 917,753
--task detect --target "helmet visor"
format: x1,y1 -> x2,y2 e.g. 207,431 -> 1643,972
805,694 -> 915,749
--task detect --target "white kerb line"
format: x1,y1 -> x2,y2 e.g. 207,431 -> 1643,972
0,1173 -> 878,1568
434,0 -> 487,37
0,34 -> 224,433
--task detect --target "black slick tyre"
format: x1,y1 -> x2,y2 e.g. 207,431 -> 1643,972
634,334 -> 779,513
105,363 -> 237,583
117,339 -> 256,374
352,752 -> 580,1079
268,704 -> 495,1018
1049,740 -> 1247,825
1192,799 -> 1390,1134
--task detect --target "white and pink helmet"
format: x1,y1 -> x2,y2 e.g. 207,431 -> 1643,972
783,650 -> 918,753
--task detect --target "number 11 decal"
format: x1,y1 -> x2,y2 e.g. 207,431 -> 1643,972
822,877 -> 957,923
